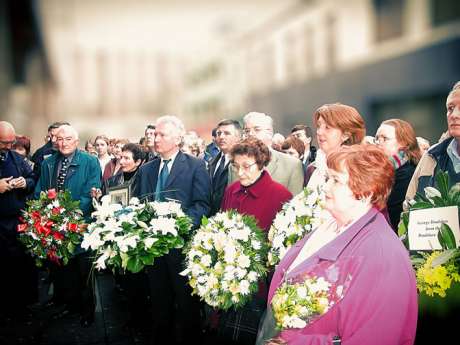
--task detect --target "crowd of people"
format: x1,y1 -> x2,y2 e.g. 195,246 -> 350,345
0,80 -> 459,345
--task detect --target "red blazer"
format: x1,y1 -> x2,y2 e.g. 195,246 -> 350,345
102,158 -> 119,182
221,170 -> 293,232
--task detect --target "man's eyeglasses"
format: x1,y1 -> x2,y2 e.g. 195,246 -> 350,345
231,161 -> 257,172
0,139 -> 16,146
243,127 -> 269,136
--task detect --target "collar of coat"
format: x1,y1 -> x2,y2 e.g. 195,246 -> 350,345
232,170 -> 272,198
284,207 -> 379,278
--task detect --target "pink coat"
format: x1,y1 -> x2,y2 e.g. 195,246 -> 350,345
268,207 -> 417,345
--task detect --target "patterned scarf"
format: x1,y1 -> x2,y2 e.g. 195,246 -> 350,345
389,150 -> 408,170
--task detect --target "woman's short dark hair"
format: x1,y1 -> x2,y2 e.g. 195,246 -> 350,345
13,135 -> 31,156
230,137 -> 271,169
291,124 -> 312,138
281,136 -> 305,157
122,143 -> 145,162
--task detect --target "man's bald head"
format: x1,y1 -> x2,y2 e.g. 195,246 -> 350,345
0,121 -> 16,141
0,121 -> 16,154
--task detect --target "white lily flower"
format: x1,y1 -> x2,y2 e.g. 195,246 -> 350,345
115,235 -> 139,252
149,217 -> 177,236
81,229 -> 105,250
424,186 -> 441,199
129,197 -> 140,205
144,237 -> 158,248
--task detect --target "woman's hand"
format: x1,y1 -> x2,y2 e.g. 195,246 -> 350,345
91,187 -> 102,199
266,336 -> 287,345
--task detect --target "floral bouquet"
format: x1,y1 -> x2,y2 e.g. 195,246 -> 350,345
180,210 -> 269,310
17,189 -> 86,267
256,264 -> 351,345
82,195 -> 192,274
414,250 -> 460,298
268,187 -> 325,267
399,170 -> 460,316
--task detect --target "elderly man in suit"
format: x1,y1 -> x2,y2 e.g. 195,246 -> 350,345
208,119 -> 242,216
229,112 -> 304,196
34,124 -> 101,326
133,115 -> 211,345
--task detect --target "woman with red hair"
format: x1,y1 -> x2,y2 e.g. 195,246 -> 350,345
306,103 -> 366,189
258,144 -> 417,345
375,119 -> 421,231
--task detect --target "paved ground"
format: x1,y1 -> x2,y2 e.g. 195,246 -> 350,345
0,271 -> 152,345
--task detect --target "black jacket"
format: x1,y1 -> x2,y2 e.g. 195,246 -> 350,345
0,151 -> 36,218
387,162 -> 416,231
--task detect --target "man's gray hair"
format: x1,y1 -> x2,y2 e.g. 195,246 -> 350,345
57,124 -> 79,140
242,112 -> 274,131
452,81 -> 460,92
156,115 -> 186,139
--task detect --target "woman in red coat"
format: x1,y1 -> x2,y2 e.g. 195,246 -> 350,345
217,137 -> 293,345
221,137 -> 293,232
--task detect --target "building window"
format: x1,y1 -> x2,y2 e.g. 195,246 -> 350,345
373,0 -> 404,42
431,0 -> 460,27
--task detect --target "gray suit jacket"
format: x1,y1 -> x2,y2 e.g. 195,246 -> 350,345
229,148 -> 304,196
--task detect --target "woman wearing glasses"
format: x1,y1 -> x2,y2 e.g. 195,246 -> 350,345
216,137 -> 293,345
374,119 -> 421,231
221,137 -> 293,232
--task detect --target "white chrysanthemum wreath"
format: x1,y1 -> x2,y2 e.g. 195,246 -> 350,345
181,210 -> 268,310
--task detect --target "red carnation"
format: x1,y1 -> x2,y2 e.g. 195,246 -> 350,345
67,223 -> 79,232
51,207 -> 61,215
47,189 -> 57,199
34,221 -> 43,234
53,232 -> 64,241
32,211 -> 41,220
17,223 -> 28,233
47,249 -> 60,265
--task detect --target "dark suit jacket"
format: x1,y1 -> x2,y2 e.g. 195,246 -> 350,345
133,151 -> 211,229
207,152 -> 230,216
